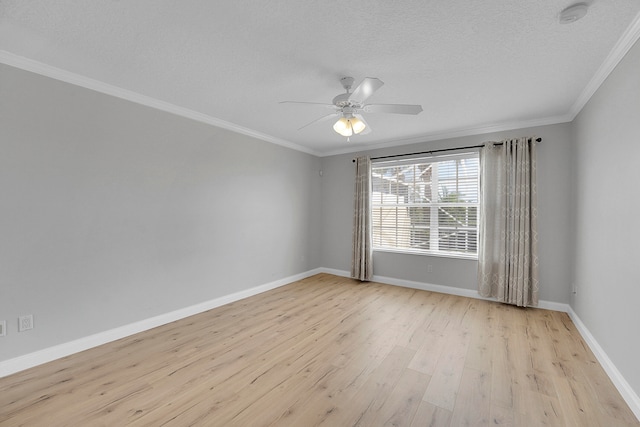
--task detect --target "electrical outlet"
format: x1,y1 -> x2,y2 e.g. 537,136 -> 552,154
0,320 -> 6,337
18,314 -> 33,332
427,264 -> 433,273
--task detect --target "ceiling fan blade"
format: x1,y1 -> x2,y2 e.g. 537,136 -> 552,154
298,112 -> 339,130
280,101 -> 337,109
354,114 -> 373,135
363,104 -> 423,115
348,77 -> 384,104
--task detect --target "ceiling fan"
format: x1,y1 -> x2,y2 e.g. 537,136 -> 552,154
280,76 -> 423,139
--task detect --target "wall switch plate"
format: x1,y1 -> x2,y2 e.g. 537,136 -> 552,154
18,314 -> 33,332
0,320 -> 6,337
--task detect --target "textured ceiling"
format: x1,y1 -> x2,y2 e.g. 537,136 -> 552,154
1,1 -> 640,155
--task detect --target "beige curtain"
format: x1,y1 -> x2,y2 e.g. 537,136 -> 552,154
351,156 -> 373,281
478,138 -> 539,307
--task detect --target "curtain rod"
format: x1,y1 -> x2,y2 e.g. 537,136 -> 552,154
352,137 -> 542,162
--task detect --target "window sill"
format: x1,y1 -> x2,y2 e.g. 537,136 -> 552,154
373,247 -> 478,261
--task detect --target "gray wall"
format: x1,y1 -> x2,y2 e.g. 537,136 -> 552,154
3,37 -> 638,405
0,64 -> 321,361
572,39 -> 640,396
320,123 -> 574,304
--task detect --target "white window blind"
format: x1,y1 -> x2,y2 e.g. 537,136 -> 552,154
371,152 -> 479,258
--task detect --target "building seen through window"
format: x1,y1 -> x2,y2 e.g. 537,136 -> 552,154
371,152 -> 479,258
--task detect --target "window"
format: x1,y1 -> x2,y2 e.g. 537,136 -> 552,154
371,152 -> 479,258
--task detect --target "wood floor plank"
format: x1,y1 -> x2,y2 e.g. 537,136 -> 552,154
490,333 -> 516,409
410,401 -> 452,426
422,322 -> 471,411
449,367 -> 491,426
370,368 -> 430,426
1,273 -> 637,426
315,345 -> 415,427
464,300 -> 494,373
407,329 -> 446,376
489,401 -> 515,426
514,386 -> 565,426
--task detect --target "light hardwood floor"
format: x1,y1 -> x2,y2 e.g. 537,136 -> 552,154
1,273 -> 638,426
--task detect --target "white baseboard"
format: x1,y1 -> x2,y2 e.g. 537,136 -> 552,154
567,307 -> 640,421
0,268 -> 323,378
3,267 -> 638,422
318,267 -> 570,312
318,267 -> 351,278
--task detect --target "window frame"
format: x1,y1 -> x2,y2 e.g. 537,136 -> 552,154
370,151 -> 480,260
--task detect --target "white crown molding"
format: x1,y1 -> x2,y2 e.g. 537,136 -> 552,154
3,9 -> 639,160
0,50 -> 572,159
322,10 -> 640,160
0,50 -> 321,157
568,10 -> 640,119
320,113 -> 573,157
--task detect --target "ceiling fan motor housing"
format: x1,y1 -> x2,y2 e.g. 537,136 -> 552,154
332,76 -> 361,108
340,76 -> 355,91
332,93 -> 362,109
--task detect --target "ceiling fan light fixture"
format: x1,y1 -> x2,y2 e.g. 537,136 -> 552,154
333,117 -> 352,136
333,115 -> 366,137
283,76 -> 421,138
350,117 -> 366,134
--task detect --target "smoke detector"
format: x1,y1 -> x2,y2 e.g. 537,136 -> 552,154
559,3 -> 589,24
